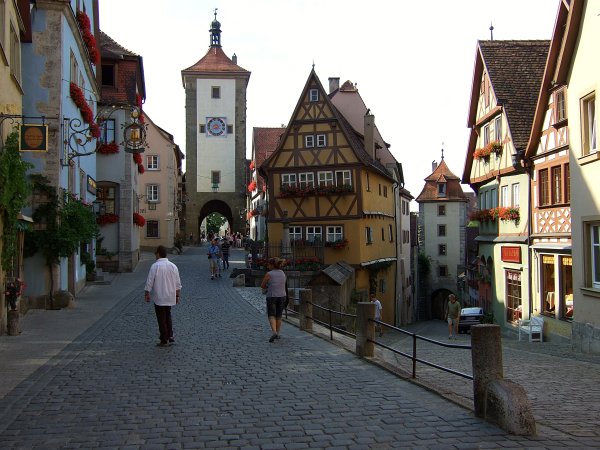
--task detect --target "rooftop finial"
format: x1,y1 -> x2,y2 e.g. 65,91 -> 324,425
441,144 -> 445,161
209,9 -> 222,47
490,22 -> 494,40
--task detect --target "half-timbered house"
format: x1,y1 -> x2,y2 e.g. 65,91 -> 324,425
260,70 -> 397,324
524,1 -> 573,341
463,40 -> 549,328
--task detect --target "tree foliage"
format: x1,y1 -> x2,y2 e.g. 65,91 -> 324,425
206,212 -> 227,234
0,131 -> 33,272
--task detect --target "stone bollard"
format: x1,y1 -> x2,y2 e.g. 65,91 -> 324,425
471,324 -> 536,435
232,274 -> 245,287
471,324 -> 504,417
299,289 -> 312,332
7,310 -> 20,336
356,302 -> 375,357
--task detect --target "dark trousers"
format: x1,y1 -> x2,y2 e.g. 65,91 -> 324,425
222,254 -> 229,269
154,304 -> 173,344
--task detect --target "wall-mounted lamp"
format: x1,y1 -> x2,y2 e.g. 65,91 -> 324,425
91,199 -> 105,216
511,149 -> 526,169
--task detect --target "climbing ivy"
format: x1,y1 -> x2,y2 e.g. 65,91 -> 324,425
0,132 -> 33,273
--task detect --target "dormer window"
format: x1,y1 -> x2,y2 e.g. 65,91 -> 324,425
438,182 -> 446,197
309,89 -> 319,102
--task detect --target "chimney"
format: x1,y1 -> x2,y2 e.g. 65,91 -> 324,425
364,111 -> 375,160
328,77 -> 340,94
232,53 -> 237,64
432,160 -> 438,172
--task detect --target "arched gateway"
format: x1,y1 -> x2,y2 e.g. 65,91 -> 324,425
181,12 -> 250,237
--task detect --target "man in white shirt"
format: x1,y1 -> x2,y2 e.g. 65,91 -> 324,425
145,245 -> 182,347
370,293 -> 383,337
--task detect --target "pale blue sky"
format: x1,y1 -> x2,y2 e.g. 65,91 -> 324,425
99,0 -> 558,201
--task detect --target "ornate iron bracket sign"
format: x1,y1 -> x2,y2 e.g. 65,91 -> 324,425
64,104 -> 148,165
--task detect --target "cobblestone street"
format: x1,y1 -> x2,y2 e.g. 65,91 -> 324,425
0,246 -> 598,448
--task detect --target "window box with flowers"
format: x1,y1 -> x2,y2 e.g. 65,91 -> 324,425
76,10 -> 100,65
249,161 -> 255,170
96,213 -> 119,226
97,141 -> 119,154
133,212 -> 146,227
294,257 -> 321,271
248,180 -> 257,192
69,83 -> 100,138
325,238 -> 348,249
280,185 -> 314,198
474,141 -> 503,162
314,184 -> 353,196
469,209 -> 496,223
137,164 -> 144,174
497,206 -> 519,222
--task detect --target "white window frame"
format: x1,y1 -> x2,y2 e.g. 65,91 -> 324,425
70,51 -> 79,85
438,183 -> 446,197
309,89 -> 319,102
10,24 -> 19,84
281,173 -> 296,188
326,226 -> 343,243
512,183 -> 520,207
591,224 -> 600,289
388,224 -> 394,242
146,155 -> 159,170
146,184 -> 159,202
500,185 -> 509,207
290,226 -> 302,242
306,226 -> 322,243
316,134 -> 327,147
318,171 -> 334,187
100,119 -> 115,144
494,116 -> 502,142
335,170 -> 352,187
483,123 -> 490,147
582,93 -> 596,155
490,188 -> 498,208
299,172 -> 314,189
305,135 -> 315,148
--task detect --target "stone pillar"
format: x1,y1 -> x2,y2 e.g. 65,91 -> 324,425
7,310 -> 20,336
471,324 -> 503,417
299,288 -> 312,332
356,302 -> 375,357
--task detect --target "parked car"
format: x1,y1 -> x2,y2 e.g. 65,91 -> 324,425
458,307 -> 484,333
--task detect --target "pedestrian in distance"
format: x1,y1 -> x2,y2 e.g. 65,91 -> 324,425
369,292 -> 383,337
144,245 -> 182,347
207,238 -> 221,280
261,258 -> 289,343
221,237 -> 230,270
446,294 -> 461,339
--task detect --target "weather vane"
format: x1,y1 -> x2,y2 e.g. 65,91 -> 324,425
441,143 -> 445,160
214,8 -> 218,20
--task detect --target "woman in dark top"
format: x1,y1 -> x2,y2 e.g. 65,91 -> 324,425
261,258 -> 288,342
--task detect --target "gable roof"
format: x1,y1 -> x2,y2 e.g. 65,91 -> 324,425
478,40 -> 549,151
99,31 -> 138,59
253,127 -> 284,191
463,39 -> 550,182
416,159 -> 467,202
260,69 -> 394,182
526,0 -> 583,157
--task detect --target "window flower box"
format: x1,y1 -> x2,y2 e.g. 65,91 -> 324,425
248,180 -> 257,192
137,164 -> 144,174
97,141 -> 119,154
97,213 -> 119,226
133,212 -> 145,227
325,238 -> 348,249
76,11 -> 100,65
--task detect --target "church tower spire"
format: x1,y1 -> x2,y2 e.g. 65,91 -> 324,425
210,8 -> 222,47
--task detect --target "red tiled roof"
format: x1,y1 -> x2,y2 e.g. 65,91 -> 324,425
416,160 -> 467,202
254,128 -> 284,167
182,46 -> 250,74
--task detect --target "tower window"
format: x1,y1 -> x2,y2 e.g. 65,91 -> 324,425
309,89 -> 319,102
438,183 -> 446,197
438,205 -> 446,216
212,86 -> 220,99
102,64 -> 115,87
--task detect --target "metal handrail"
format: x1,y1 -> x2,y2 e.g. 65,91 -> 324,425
301,301 -> 473,381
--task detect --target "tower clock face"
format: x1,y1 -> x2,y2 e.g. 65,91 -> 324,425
206,117 -> 227,136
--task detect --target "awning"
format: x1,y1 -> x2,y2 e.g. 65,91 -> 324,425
530,243 -> 571,251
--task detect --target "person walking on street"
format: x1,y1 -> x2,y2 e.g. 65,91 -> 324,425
221,238 -> 230,270
207,238 -> 221,280
144,245 -> 182,347
261,258 -> 288,343
370,293 -> 383,337
446,294 -> 461,339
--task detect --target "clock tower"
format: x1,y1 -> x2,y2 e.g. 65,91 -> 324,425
181,12 -> 251,238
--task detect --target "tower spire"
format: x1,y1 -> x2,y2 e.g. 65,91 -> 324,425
441,143 -> 445,161
210,9 -> 222,47
489,22 -> 494,40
